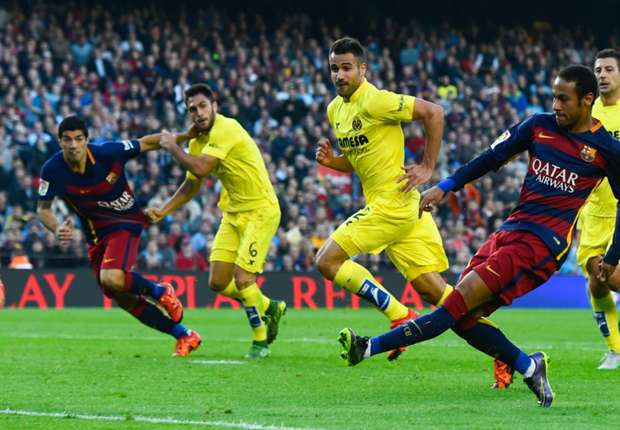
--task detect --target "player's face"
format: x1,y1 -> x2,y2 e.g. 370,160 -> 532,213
552,78 -> 593,129
594,57 -> 620,96
329,52 -> 367,98
59,129 -> 88,164
187,93 -> 217,131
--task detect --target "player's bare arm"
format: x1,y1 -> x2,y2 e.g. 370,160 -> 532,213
316,137 -> 354,172
159,131 -> 219,177
37,200 -> 74,243
398,98 -> 444,192
138,131 -> 191,152
145,177 -> 202,223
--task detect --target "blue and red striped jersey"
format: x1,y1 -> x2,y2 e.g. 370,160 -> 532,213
440,113 -> 620,265
38,140 -> 148,244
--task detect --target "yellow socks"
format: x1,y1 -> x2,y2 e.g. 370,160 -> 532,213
219,279 -> 242,300
238,283 -> 268,342
591,291 -> 620,353
334,259 -> 408,321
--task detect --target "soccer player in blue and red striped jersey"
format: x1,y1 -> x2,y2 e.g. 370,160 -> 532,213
338,65 -> 620,407
37,116 -> 201,357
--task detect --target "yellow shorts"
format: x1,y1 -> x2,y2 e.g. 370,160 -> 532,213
210,203 -> 281,273
576,213 -> 615,272
331,198 -> 449,281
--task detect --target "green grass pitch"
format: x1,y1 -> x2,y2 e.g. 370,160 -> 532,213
1,308 -> 620,429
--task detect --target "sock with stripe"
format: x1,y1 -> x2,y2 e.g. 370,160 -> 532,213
238,283 -> 268,342
368,288 -> 469,356
590,290 -> 620,353
335,259 -> 409,321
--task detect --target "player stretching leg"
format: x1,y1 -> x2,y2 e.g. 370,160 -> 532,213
576,49 -> 620,369
37,116 -> 201,357
339,65 -> 620,407
318,37 -> 512,385
148,84 -> 286,359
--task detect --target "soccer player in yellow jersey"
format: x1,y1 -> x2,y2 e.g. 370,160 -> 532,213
147,83 -> 286,359
317,37 -> 510,384
577,49 -> 620,369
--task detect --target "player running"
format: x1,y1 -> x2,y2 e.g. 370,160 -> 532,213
37,116 -> 201,357
338,65 -> 620,407
576,49 -> 620,370
317,36 -> 510,384
147,83 -> 286,359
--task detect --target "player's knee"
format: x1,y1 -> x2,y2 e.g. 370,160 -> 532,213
315,250 -> 338,279
588,277 -> 609,298
100,270 -> 125,292
234,268 -> 256,289
208,277 -> 228,292
410,273 -> 444,305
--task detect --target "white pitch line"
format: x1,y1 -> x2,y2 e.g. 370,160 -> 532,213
0,333 -> 607,351
0,409 -> 326,430
190,360 -> 246,365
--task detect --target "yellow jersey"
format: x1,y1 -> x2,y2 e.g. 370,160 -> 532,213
583,97 -> 620,217
187,114 -> 278,213
327,80 -> 417,207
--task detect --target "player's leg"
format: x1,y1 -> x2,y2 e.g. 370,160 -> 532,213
588,258 -> 620,369
577,215 -> 620,368
411,272 -> 513,387
340,231 -> 556,406
233,205 -> 286,358
98,231 -> 183,323
209,261 -> 239,299
316,205 -> 411,322
107,290 -> 200,356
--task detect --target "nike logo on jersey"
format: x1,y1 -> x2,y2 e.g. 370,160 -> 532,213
537,132 -> 554,139
485,265 -> 502,278
79,189 -> 91,194
103,258 -> 116,264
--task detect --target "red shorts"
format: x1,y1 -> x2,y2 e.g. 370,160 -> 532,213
460,230 -> 558,313
88,230 -> 140,294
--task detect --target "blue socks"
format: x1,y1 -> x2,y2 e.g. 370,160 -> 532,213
455,322 -> 531,374
128,272 -> 165,300
132,300 -> 189,339
370,306 -> 455,355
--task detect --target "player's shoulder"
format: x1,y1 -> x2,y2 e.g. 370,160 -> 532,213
529,112 -> 554,125
211,114 -> 244,138
41,150 -> 64,175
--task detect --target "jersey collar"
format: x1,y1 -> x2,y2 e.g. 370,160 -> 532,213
348,79 -> 369,103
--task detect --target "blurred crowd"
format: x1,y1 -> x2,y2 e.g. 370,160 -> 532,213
1,2 -> 611,279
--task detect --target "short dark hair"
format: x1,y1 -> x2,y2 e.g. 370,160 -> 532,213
557,65 -> 598,99
329,37 -> 367,64
184,83 -> 216,104
58,115 -> 88,139
594,48 -> 620,69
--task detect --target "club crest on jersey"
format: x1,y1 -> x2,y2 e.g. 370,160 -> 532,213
38,179 -> 49,196
106,171 -> 118,184
580,145 -> 597,163
352,117 -> 363,131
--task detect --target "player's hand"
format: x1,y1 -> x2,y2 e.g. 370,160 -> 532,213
597,258 -> 617,283
398,163 -> 433,192
419,186 -> 445,218
145,207 -> 165,224
316,137 -> 334,167
55,218 -> 74,244
187,125 -> 203,140
159,131 -> 177,150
